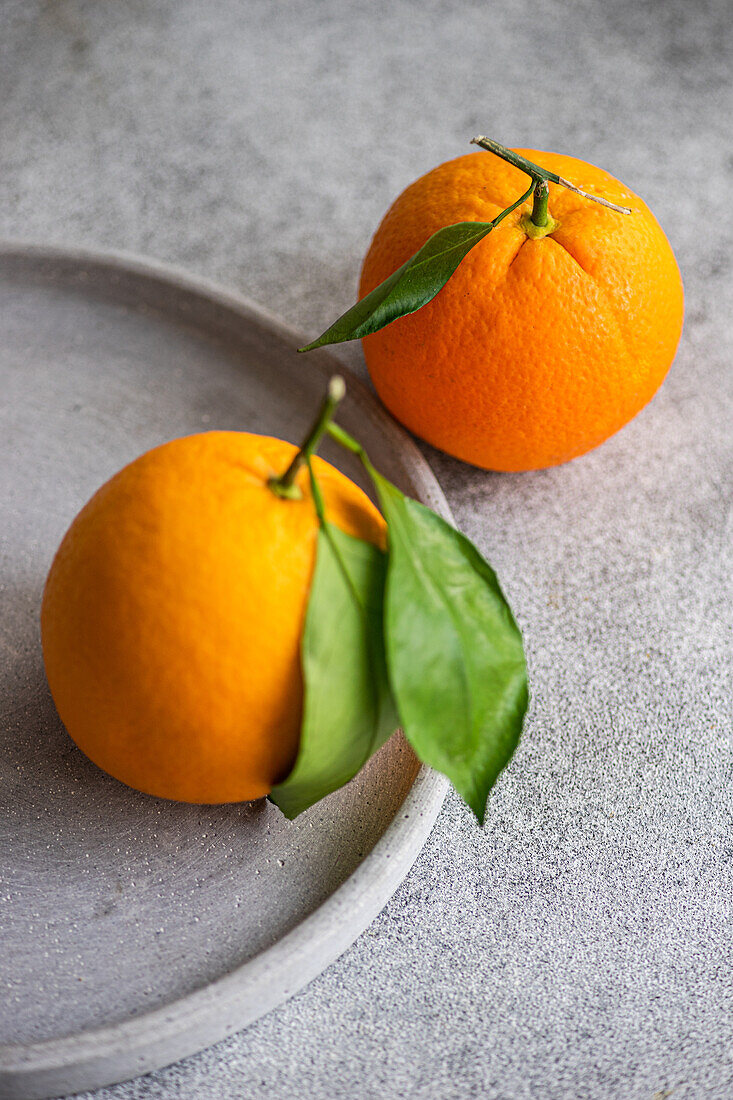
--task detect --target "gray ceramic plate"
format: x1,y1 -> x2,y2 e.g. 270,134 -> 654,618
0,245 -> 450,1100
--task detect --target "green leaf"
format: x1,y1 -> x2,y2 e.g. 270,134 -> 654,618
299,220 -> 496,351
299,178 -> 536,352
369,471 -> 528,825
270,521 -> 398,819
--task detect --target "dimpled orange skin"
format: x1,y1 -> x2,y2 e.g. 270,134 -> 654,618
359,150 -> 684,471
41,432 -> 385,804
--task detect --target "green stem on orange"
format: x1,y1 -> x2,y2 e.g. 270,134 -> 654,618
531,181 -> 549,228
268,376 -> 346,500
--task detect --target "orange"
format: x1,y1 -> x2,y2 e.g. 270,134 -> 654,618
360,150 -> 684,471
41,432 -> 385,803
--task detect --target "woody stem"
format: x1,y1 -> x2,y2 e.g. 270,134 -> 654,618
471,135 -> 632,216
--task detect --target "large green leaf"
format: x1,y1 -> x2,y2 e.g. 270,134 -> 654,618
299,220 -> 496,351
300,178 -> 536,352
270,521 -> 398,819
369,471 -> 528,825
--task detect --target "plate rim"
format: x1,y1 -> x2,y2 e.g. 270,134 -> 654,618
0,241 -> 450,1099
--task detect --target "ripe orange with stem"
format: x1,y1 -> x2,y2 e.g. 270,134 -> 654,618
358,142 -> 684,471
41,384 -> 385,804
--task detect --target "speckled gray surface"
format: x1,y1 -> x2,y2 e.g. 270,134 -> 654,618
1,1 -> 731,1098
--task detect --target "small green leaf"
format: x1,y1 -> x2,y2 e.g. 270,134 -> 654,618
270,522 -> 398,819
369,471 -> 528,825
299,220 -> 495,351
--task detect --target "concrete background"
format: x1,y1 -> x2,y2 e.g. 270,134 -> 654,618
2,1 -> 731,1098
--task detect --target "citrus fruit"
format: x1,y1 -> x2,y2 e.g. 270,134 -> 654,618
41,430 -> 384,803
359,149 -> 684,471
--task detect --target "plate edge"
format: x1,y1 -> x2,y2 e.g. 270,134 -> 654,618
0,241 -> 451,1099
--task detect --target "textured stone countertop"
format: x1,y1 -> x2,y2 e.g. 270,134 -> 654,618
2,1 -> 731,1098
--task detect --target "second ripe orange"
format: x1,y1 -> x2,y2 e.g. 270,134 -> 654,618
360,150 -> 684,471
41,431 -> 385,804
